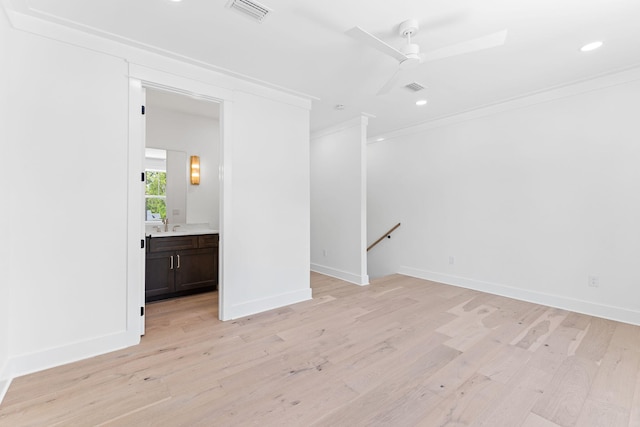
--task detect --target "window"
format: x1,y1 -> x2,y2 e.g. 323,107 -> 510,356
145,170 -> 166,221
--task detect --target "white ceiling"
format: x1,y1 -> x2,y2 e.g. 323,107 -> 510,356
11,0 -> 640,137
146,88 -> 220,119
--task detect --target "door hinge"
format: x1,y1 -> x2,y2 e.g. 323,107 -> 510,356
141,105 -> 145,115
141,172 -> 145,182
141,239 -> 145,249
140,307 -> 145,316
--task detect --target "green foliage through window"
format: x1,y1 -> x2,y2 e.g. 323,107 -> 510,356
145,171 -> 166,220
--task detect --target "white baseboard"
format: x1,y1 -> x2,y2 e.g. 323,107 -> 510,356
399,266 -> 640,326
224,288 -> 313,320
5,330 -> 139,384
0,377 -> 10,407
311,263 -> 369,286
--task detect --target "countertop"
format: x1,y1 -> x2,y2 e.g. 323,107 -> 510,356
146,223 -> 218,238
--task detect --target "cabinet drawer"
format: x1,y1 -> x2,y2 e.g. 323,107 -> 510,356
198,234 -> 219,248
148,235 -> 198,252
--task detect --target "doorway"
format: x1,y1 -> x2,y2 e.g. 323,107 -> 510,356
128,75 -> 226,336
142,87 -> 221,333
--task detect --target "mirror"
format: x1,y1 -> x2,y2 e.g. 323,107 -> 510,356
145,148 -> 187,223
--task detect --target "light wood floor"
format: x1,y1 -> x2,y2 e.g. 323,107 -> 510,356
2,273 -> 640,426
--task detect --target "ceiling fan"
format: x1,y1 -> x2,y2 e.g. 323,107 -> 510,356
346,19 -> 508,95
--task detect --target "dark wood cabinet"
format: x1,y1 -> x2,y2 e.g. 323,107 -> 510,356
145,234 -> 218,302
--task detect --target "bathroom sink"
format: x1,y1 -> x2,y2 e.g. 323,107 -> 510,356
147,225 -> 218,238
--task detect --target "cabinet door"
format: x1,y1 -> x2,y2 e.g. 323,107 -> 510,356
145,251 -> 175,300
174,247 -> 216,292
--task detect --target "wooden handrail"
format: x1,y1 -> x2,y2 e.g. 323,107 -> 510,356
367,222 -> 401,251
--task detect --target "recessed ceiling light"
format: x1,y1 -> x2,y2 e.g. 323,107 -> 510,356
580,41 -> 603,52
375,137 -> 385,142
416,99 -> 428,106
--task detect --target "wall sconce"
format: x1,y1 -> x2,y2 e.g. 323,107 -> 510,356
190,155 -> 200,185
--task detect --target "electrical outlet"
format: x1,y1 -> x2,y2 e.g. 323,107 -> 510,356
588,275 -> 599,288
448,256 -> 455,265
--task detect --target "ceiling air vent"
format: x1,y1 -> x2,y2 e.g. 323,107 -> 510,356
405,82 -> 426,92
226,0 -> 272,23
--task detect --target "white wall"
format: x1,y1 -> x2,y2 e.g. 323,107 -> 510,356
310,117 -> 369,285
165,150 -> 188,225
4,11 -> 133,373
223,91 -> 312,319
0,6 -> 11,399
368,70 -> 640,325
146,106 -> 220,228
0,4 -> 312,388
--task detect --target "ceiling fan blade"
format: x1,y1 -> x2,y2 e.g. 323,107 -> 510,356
346,26 -> 408,62
422,29 -> 508,62
377,68 -> 403,96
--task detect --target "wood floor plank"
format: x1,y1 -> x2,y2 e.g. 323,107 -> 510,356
522,412 -> 562,427
531,355 -> 599,426
629,373 -> 640,427
511,308 -> 568,351
312,346 -> 452,426
588,323 -> 640,408
574,317 -> 618,363
574,398 -> 630,427
477,344 -> 532,384
416,373 -> 505,427
438,302 -> 498,352
470,339 -> 560,427
2,273 -> 640,426
339,332 -> 455,395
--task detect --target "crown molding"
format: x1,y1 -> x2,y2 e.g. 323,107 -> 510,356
369,65 -> 640,144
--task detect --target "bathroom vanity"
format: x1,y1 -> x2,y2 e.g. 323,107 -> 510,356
145,228 -> 219,302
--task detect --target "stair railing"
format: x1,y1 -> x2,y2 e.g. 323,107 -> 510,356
367,222 -> 401,251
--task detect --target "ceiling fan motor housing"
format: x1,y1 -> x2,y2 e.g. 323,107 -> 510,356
399,19 -> 421,67
401,43 -> 421,66
399,19 -> 419,37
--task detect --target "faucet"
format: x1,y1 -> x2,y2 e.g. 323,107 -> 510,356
172,225 -> 181,232
162,218 -> 169,232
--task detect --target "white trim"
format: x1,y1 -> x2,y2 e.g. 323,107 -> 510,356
225,289 -> 312,320
311,116 -> 369,140
369,65 -> 640,144
128,63 -> 234,102
311,263 -> 370,286
233,88 -> 312,111
217,100 -> 231,322
398,266 -> 640,326
358,116 -> 369,288
2,0 -> 317,103
0,378 -> 10,406
5,331 -> 138,381
128,77 -> 145,337
127,68 -> 231,323
0,358 -> 10,405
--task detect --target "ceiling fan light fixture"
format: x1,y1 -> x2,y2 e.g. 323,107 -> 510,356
580,41 -> 603,52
